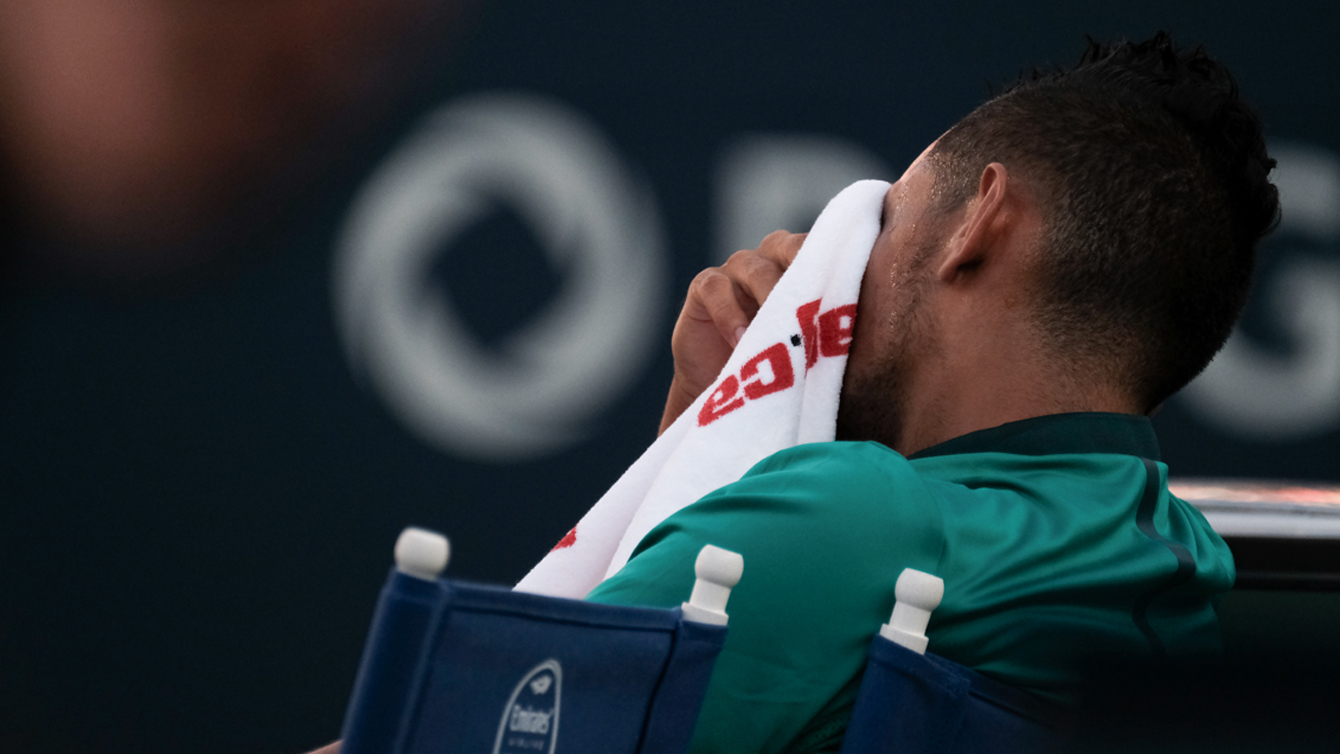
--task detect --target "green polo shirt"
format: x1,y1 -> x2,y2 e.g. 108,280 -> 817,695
586,413 -> 1234,754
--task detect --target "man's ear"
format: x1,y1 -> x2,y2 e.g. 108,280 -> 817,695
936,163 -> 1010,283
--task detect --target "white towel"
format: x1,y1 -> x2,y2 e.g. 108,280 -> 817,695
515,179 -> 891,599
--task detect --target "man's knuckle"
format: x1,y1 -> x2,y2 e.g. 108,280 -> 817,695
726,249 -> 755,268
690,267 -> 722,291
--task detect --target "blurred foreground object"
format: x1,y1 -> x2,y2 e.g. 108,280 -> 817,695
0,0 -> 455,274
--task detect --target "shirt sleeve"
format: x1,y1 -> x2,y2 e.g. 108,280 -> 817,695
586,441 -> 945,754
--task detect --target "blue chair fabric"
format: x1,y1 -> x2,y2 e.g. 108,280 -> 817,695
340,568 -> 727,754
839,634 -> 1070,754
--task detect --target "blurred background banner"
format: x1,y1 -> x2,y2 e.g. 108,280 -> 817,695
1,0 -> 1337,751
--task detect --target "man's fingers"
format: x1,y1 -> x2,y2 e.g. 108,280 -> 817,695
659,229 -> 807,432
689,267 -> 752,347
721,249 -> 783,319
756,229 -> 806,267
717,231 -> 807,323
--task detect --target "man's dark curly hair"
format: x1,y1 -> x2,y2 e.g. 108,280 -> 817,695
929,32 -> 1279,410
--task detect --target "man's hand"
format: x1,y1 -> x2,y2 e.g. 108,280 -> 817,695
660,231 -> 806,433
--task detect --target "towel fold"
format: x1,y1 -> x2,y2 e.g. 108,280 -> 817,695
515,179 -> 891,599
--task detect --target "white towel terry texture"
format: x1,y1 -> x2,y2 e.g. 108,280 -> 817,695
515,179 -> 892,599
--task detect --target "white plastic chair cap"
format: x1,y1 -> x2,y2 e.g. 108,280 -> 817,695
894,568 -> 944,611
395,527 -> 451,580
682,544 -> 744,626
879,568 -> 944,655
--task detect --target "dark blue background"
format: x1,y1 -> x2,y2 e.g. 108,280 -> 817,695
2,1 -> 1337,751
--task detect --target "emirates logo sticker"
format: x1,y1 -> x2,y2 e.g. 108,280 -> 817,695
493,659 -> 561,754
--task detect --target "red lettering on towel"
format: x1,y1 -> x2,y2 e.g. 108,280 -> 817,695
818,304 -> 857,357
698,375 -> 746,425
796,300 -> 858,368
796,300 -> 821,369
695,301 -> 857,428
741,343 -> 795,400
698,343 -> 797,427
551,526 -> 577,551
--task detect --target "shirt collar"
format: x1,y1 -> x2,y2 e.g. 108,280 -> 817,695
907,412 -> 1161,461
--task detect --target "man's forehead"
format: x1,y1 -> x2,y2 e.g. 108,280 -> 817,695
908,137 -> 941,173
882,139 -> 940,220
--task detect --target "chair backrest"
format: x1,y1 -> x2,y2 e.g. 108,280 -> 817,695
838,569 -> 1070,754
340,529 -> 739,754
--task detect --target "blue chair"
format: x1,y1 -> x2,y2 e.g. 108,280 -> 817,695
839,570 -> 1071,754
339,528 -> 741,754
